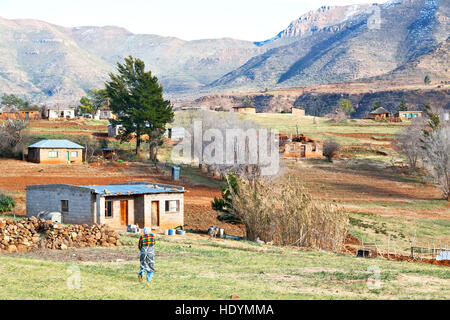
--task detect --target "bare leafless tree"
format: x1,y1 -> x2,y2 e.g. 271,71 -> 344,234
421,127 -> 450,200
174,110 -> 270,180
323,139 -> 340,162
392,123 -> 423,170
0,119 -> 28,158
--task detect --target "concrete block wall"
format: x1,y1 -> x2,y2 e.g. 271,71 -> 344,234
143,193 -> 184,229
26,185 -> 93,224
102,196 -> 135,229
26,183 -> 184,230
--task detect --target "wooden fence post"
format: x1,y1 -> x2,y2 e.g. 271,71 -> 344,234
387,234 -> 390,260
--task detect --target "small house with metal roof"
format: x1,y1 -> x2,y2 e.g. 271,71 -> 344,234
26,182 -> 185,229
27,139 -> 84,164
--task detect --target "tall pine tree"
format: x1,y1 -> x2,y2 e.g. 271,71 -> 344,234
105,56 -> 174,162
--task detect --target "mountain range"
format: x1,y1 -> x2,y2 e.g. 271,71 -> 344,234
0,0 -> 448,105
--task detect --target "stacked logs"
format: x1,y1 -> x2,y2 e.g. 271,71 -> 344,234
0,217 -> 121,253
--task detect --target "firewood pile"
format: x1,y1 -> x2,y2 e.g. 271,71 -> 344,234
0,216 -> 121,253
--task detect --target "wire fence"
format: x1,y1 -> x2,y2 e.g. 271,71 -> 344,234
353,234 -> 449,262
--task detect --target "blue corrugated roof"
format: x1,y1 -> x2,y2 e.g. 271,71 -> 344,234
28,139 -> 85,149
82,183 -> 185,196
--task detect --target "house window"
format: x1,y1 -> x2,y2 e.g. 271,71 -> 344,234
71,151 -> 78,157
165,200 -> 180,213
61,200 -> 69,214
48,151 -> 58,158
402,114 -> 407,118
105,201 -> 113,218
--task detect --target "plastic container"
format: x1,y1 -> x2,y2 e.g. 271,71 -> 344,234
176,230 -> 186,236
164,230 -> 169,235
168,229 -> 175,235
171,166 -> 180,180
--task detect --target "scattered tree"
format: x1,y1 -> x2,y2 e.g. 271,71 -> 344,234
1,94 -> 37,110
0,120 -> 28,159
78,89 -> 108,117
211,174 -> 240,223
323,139 -> 340,162
0,192 -> 15,213
399,99 -> 407,111
105,56 -> 174,162
421,127 -> 450,200
242,97 -> 253,106
392,124 -> 423,170
424,75 -> 431,85
371,101 -> 382,111
339,99 -> 355,117
174,109 -> 262,178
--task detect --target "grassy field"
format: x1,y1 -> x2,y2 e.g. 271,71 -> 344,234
241,113 -> 404,144
1,115 -> 448,300
0,234 -> 449,300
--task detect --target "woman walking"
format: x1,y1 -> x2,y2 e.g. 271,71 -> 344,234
138,227 -> 156,282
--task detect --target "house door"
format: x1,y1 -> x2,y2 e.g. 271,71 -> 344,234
151,201 -> 160,227
300,145 -> 306,157
120,200 -> 128,226
66,151 -> 70,163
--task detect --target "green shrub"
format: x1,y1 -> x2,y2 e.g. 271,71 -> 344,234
0,193 -> 15,213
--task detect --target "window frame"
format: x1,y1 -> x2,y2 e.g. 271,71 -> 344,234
165,200 -> 180,213
48,150 -> 58,158
71,151 -> 78,158
61,200 -> 69,214
105,200 -> 113,218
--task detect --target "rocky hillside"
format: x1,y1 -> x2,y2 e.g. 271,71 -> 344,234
186,86 -> 450,117
0,0 -> 448,104
254,4 -> 370,46
0,17 -> 111,105
0,18 -> 266,104
209,0 -> 449,92
67,27 -> 266,92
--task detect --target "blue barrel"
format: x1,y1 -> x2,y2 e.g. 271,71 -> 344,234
168,229 -> 175,235
172,166 -> 180,180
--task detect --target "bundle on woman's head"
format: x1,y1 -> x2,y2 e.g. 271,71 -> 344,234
143,227 -> 151,235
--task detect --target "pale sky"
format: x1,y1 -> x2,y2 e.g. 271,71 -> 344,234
0,0 -> 389,41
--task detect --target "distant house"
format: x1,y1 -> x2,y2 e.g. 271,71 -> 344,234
27,139 -> 84,164
368,107 -> 391,120
0,106 -> 41,120
94,106 -> 116,120
291,107 -> 306,115
395,110 -> 422,120
281,134 -> 323,158
19,109 -> 40,120
45,106 -> 75,119
107,124 -> 123,138
0,106 -> 20,119
164,127 -> 185,140
232,105 -> 257,114
26,182 -> 185,229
